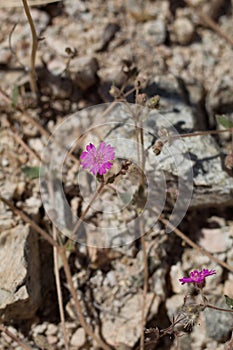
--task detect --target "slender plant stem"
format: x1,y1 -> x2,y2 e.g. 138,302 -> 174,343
130,91 -> 148,350
71,180 -> 105,239
59,248 -> 112,350
205,303 -> 233,313
173,128 -> 233,140
48,175 -> 70,350
52,225 -> 70,350
22,0 -> 38,94
140,231 -> 148,350
0,325 -> 33,350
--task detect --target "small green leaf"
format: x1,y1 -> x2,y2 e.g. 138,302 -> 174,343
216,115 -> 233,129
22,166 -> 44,179
11,85 -> 19,107
224,295 -> 233,309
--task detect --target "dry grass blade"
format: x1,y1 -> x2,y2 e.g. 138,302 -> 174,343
0,0 -> 63,7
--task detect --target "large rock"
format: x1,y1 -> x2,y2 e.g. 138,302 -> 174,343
0,224 -> 41,321
101,293 -> 160,347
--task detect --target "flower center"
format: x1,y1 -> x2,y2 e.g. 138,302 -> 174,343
94,152 -> 104,165
192,271 -> 200,281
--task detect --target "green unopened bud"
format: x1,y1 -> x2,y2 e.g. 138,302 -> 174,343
146,95 -> 160,109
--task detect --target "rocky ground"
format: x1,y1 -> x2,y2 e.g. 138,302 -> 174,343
0,0 -> 233,349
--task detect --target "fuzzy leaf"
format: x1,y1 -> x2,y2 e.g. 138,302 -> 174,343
216,115 -> 233,129
22,166 -> 44,179
11,85 -> 19,107
224,295 -> 233,309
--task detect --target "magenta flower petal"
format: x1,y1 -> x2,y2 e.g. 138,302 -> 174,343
179,268 -> 216,285
80,142 -> 115,176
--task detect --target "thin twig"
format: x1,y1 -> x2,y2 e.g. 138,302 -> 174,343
9,24 -> 26,70
59,248 -> 112,350
0,87 -> 81,167
0,196 -> 111,350
48,175 -> 70,350
184,0 -> 233,47
157,213 -> 233,273
8,124 -> 41,161
22,0 -> 38,94
172,128 -> 233,140
140,232 -> 148,350
0,195 -> 58,248
0,325 -> 33,350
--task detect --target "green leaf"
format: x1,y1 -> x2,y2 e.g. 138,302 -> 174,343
11,85 -> 19,107
216,115 -> 233,129
224,295 -> 233,309
22,166 -> 44,179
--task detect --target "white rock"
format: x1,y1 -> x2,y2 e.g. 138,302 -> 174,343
170,262 -> 184,294
0,224 -> 41,321
173,18 -> 195,45
70,327 -> 86,348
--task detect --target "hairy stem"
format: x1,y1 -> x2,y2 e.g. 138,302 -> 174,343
205,303 -> 233,313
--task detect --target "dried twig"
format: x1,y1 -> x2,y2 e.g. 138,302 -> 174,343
9,24 -> 26,70
157,213 -> 233,273
0,195 -> 58,248
140,232 -> 148,350
47,175 -> 70,350
22,0 -> 38,94
59,248 -> 112,350
8,124 -> 41,161
0,325 -> 33,350
0,197 -> 112,350
184,0 -> 233,47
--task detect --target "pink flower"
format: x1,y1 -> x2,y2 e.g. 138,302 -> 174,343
179,269 -> 216,285
80,142 -> 115,176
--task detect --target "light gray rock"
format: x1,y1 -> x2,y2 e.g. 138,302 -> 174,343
199,227 -> 233,253
170,262 -> 184,294
173,17 -> 195,45
0,224 -> 41,321
205,298 -> 233,342
143,19 -> 166,45
70,327 -> 86,348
